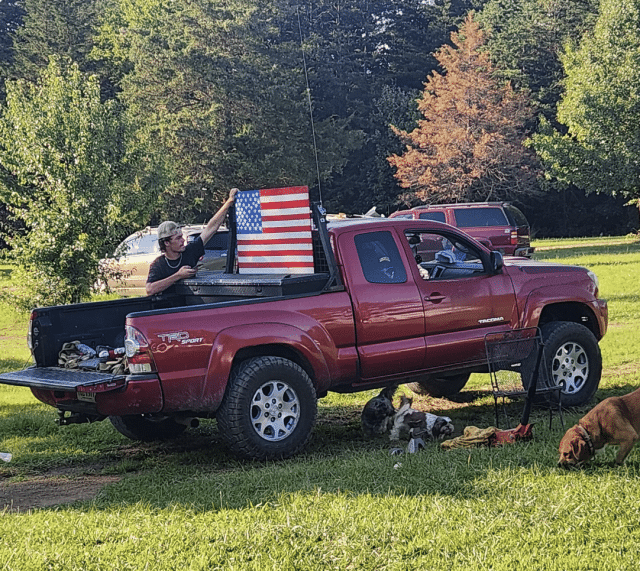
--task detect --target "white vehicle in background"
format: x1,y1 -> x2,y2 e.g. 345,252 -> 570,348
99,225 -> 230,296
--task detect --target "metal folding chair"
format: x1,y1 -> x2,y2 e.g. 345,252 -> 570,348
484,327 -> 564,430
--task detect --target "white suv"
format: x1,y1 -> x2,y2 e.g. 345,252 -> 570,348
99,225 -> 229,296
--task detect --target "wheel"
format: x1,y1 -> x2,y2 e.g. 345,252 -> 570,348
407,373 -> 470,398
523,322 -> 602,407
109,415 -> 187,441
217,357 -> 317,461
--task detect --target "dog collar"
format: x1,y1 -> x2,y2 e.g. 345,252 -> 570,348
577,424 -> 595,456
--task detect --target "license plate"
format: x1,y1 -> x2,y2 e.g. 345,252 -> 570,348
77,391 -> 96,403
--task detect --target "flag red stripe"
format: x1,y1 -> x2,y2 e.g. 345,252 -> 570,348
262,225 -> 311,234
260,187 -> 308,197
238,240 -> 312,247
261,213 -> 311,222
239,261 -> 315,268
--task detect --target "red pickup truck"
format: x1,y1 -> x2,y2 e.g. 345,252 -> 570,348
0,207 -> 607,460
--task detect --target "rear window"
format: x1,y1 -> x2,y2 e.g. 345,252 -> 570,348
391,212 -> 412,219
503,204 -> 529,227
453,207 -> 508,228
203,232 -> 229,251
418,211 -> 446,223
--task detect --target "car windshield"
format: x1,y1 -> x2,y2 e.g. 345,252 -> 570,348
119,233 -> 159,256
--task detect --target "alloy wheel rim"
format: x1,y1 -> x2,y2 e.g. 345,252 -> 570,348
250,380 -> 301,441
550,341 -> 589,395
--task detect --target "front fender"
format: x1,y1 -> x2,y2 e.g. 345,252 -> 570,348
201,323 -> 332,410
521,287 -> 606,337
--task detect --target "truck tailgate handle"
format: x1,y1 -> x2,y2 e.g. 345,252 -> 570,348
424,293 -> 446,303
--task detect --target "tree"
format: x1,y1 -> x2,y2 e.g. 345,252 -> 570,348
295,0 -> 492,213
91,0 -> 362,219
530,0 -> 640,214
478,0 -> 599,123
0,0 -> 24,69
388,13 -> 540,205
6,0 -> 105,83
0,58 -> 160,307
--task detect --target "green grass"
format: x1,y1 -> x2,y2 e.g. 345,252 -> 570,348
1,237 -> 640,570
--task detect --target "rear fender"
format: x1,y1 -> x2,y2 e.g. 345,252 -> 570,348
201,323 -> 332,409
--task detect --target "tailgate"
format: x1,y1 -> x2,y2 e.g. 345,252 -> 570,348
0,367 -> 117,391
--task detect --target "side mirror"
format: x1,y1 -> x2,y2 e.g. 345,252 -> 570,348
490,251 -> 504,273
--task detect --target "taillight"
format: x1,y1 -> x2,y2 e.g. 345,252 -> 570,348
510,230 -> 518,245
125,325 -> 157,374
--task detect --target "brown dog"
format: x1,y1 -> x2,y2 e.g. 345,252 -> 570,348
558,387 -> 640,467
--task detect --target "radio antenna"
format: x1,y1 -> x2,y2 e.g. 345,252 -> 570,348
296,5 -> 323,206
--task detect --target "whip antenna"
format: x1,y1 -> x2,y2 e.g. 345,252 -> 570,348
297,5 -> 323,206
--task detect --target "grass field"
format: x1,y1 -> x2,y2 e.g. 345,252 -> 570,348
1,236 -> 640,570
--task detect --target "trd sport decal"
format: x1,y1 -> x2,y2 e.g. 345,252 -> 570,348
157,331 -> 204,345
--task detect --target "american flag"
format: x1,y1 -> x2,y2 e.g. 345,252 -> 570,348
235,186 -> 314,274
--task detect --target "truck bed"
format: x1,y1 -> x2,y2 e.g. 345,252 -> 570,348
25,271 -> 337,369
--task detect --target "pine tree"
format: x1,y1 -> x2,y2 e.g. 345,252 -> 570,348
388,13 -> 540,205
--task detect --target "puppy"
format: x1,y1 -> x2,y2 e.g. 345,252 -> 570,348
558,387 -> 640,467
361,384 -> 398,437
389,395 -> 454,442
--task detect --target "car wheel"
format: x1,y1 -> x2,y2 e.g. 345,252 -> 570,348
407,373 -> 470,398
109,415 -> 187,441
217,357 -> 317,461
523,322 -> 602,407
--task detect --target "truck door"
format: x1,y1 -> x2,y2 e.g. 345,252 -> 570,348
339,229 -> 426,379
403,229 -> 519,371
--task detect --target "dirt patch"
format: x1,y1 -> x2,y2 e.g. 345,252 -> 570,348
0,466 -> 121,512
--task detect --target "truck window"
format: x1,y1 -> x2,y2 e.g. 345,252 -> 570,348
355,231 -> 407,284
405,230 -> 485,280
418,211 -> 446,223
453,207 -> 508,228
503,204 -> 529,227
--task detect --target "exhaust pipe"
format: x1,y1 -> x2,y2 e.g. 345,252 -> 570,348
175,416 -> 200,428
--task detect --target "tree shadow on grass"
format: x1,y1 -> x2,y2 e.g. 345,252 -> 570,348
3,382 -> 639,512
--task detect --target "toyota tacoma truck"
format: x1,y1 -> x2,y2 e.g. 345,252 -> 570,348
0,206 -> 607,460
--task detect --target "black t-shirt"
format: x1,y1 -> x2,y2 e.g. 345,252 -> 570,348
147,237 -> 205,292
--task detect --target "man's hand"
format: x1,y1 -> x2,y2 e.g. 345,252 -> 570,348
176,265 -> 197,279
200,188 -> 240,246
146,265 -> 196,295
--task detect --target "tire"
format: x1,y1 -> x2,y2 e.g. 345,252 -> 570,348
523,322 -> 602,407
217,357 -> 317,461
407,372 -> 470,398
109,415 -> 187,441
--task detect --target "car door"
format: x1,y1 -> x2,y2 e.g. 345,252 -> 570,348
339,228 -> 426,380
402,229 -> 519,371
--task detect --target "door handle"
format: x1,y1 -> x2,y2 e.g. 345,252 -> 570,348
424,293 -> 446,303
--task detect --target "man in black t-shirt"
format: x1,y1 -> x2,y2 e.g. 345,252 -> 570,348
146,188 -> 238,295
